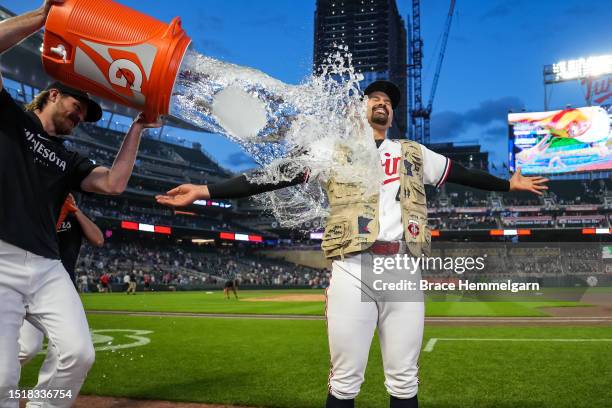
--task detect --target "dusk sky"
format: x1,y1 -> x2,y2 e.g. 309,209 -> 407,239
3,0 -> 611,172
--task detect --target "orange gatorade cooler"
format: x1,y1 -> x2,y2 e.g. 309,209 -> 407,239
42,0 -> 191,120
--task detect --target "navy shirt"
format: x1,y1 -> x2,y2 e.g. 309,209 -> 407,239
57,213 -> 84,282
0,89 -> 96,259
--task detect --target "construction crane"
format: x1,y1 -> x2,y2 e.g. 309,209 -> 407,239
407,0 -> 456,144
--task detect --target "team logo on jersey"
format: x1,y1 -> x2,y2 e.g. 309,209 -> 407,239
358,216 -> 373,234
403,159 -> 413,177
407,220 -> 420,237
382,153 -> 401,185
73,39 -> 158,106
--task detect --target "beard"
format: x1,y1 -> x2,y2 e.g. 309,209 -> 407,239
51,110 -> 75,135
370,111 -> 389,126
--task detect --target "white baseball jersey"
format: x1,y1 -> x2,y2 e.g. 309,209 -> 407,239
376,139 -> 450,242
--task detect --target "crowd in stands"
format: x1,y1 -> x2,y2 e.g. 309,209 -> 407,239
78,195 -> 261,234
75,241 -> 330,292
74,237 -> 609,293
419,178 -> 612,230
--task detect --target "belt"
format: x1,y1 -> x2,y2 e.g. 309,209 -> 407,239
329,241 -> 407,261
369,241 -> 407,256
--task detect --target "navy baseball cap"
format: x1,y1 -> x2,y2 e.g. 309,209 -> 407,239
45,81 -> 103,123
364,80 -> 401,109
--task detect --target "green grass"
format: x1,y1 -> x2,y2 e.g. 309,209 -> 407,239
20,314 -> 612,408
81,290 -> 586,317
82,290 -> 326,315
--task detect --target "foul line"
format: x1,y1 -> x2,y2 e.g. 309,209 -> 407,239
423,337 -> 612,352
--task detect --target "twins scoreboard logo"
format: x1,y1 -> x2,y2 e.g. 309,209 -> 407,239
582,76 -> 612,105
74,39 -> 158,106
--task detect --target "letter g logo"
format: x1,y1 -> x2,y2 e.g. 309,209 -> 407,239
109,59 -> 143,92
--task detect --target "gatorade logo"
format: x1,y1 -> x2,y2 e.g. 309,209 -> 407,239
109,59 -> 143,92
73,39 -> 158,106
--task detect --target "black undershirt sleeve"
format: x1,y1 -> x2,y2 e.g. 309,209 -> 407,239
208,170 -> 308,199
445,161 -> 510,192
210,157 -> 510,198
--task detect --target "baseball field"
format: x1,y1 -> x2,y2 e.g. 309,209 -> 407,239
19,289 -> 612,408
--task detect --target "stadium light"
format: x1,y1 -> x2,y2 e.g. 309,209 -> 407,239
544,54 -> 612,84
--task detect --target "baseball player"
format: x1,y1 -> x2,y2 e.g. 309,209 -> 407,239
156,80 -> 548,407
224,276 -> 239,300
0,2 -> 160,406
126,272 -> 137,295
18,195 -> 104,408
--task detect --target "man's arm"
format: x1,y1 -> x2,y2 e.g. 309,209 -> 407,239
0,0 -> 64,89
155,169 -> 308,207
447,162 -> 548,195
74,209 -> 104,247
80,113 -> 161,195
56,194 -> 103,246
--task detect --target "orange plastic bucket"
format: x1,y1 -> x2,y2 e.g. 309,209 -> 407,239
42,0 -> 191,120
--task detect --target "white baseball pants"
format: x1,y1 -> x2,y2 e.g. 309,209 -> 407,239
326,253 -> 424,400
19,321 -> 61,408
0,239 -> 94,408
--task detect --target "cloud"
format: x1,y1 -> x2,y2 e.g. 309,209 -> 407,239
464,97 -> 524,125
430,111 -> 467,139
430,96 -> 524,140
483,125 -> 509,141
225,152 -> 256,166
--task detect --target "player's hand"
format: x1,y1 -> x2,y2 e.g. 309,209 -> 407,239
133,113 -> 163,129
509,167 -> 549,195
39,0 -> 64,19
155,184 -> 209,207
65,193 -> 79,213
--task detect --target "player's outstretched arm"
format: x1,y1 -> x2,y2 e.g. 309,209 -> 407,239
156,170 -> 308,208
156,184 -> 209,208
446,162 -> 548,195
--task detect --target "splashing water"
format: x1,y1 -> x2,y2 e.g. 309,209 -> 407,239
170,46 -> 383,228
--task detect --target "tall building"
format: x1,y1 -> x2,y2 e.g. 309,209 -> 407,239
313,0 -> 407,138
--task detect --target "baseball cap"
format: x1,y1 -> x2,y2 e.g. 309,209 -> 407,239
364,80 -> 401,109
45,81 -> 103,123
